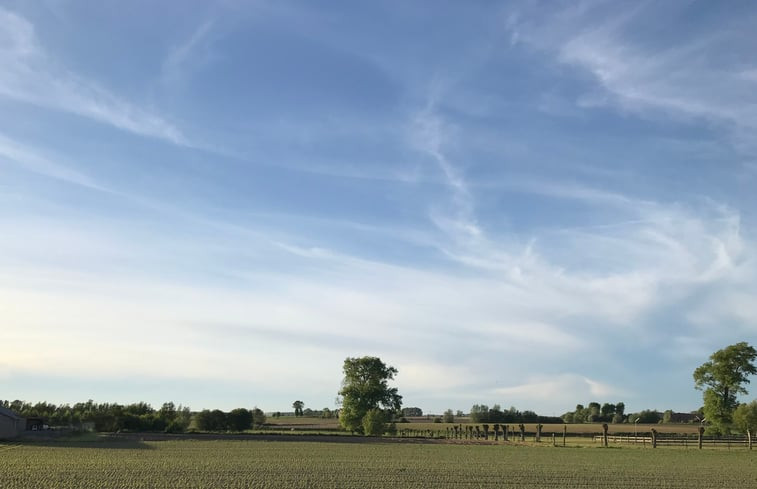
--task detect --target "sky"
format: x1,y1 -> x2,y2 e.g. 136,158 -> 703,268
1,0 -> 757,416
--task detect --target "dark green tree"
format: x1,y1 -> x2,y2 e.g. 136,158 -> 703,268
158,402 -> 177,423
195,409 -> 227,431
227,408 -> 253,431
338,356 -> 402,433
252,407 -> 267,427
631,409 -> 661,424
600,403 -> 615,419
694,342 -> 757,431
292,400 -> 304,417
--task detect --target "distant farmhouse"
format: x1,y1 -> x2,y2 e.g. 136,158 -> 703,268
670,412 -> 697,424
0,406 -> 25,439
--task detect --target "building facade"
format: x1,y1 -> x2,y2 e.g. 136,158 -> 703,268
0,406 -> 25,439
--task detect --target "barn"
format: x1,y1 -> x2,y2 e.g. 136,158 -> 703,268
0,406 -> 25,439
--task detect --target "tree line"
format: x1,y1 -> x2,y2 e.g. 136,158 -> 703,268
5,343 -> 757,437
469,404 -> 563,424
0,399 -> 264,433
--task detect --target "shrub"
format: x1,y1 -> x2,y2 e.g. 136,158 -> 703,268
362,408 -> 387,436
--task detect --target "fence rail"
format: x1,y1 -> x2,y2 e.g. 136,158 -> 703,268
593,434 -> 750,448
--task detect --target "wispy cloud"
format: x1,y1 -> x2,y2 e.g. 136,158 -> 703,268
2,177 -> 755,410
410,95 -> 483,250
506,1 -> 757,155
0,132 -> 106,191
3,2 -> 756,413
0,8 -> 189,145
161,20 -> 216,87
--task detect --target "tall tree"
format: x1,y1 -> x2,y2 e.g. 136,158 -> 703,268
694,342 -> 757,431
292,400 -> 304,417
338,356 -> 402,434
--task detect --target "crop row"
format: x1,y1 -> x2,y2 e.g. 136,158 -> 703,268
1,440 -> 756,488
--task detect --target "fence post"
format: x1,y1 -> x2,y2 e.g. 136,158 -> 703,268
563,425 -> 567,447
503,424 -> 508,441
536,424 -> 542,442
749,429 -> 753,450
602,423 -> 608,447
519,424 -> 525,442
493,423 -> 500,442
651,429 -> 657,449
552,433 -> 556,447
698,427 -> 704,450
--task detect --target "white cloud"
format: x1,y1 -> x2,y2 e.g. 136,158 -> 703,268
506,1 -> 757,155
493,374 -> 625,412
410,100 -> 481,244
0,8 -> 188,145
3,185 -> 754,411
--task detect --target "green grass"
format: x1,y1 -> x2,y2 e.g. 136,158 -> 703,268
2,438 -> 757,488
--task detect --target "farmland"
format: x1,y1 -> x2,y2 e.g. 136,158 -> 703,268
2,438 -> 757,488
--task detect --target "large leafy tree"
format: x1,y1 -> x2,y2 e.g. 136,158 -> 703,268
694,342 -> 757,431
338,356 -> 402,434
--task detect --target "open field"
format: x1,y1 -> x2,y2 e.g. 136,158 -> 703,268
2,438 -> 757,488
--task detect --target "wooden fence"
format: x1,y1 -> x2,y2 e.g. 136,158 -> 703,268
593,434 -> 750,448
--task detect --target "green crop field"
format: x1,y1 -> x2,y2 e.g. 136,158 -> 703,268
2,438 -> 757,488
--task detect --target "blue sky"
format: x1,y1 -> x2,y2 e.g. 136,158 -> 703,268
2,0 -> 757,416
